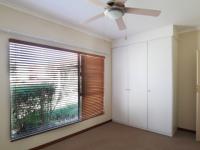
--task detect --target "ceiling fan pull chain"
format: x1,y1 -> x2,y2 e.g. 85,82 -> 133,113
125,29 -> 128,40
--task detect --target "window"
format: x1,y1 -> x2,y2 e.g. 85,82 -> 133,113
9,39 -> 104,141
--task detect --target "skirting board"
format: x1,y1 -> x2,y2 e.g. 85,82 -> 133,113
177,128 -> 196,133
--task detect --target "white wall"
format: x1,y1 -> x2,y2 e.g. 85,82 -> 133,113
112,25 -> 174,49
173,37 -> 178,134
0,5 -> 112,150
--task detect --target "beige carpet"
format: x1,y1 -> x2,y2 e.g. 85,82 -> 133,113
40,122 -> 200,150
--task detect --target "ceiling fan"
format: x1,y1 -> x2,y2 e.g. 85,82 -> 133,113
86,0 -> 161,31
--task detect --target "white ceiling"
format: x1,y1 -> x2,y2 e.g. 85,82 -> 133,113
1,0 -> 200,40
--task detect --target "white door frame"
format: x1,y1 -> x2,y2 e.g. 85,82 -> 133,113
196,50 -> 200,141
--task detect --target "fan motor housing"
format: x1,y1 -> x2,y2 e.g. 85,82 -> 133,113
104,7 -> 125,20
107,0 -> 115,6
107,0 -> 125,7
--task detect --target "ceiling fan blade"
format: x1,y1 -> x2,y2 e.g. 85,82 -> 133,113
126,7 -> 161,17
116,17 -> 126,30
88,0 -> 108,8
85,13 -> 105,24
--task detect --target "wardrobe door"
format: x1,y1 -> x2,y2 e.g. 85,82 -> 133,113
128,43 -> 148,129
148,38 -> 173,136
112,47 -> 129,125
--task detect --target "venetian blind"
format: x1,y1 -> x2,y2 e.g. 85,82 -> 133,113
9,39 -> 79,140
81,55 -> 104,120
9,39 -> 105,141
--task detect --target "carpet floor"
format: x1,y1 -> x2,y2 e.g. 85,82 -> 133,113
40,122 -> 200,150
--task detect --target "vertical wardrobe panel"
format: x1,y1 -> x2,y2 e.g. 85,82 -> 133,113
148,38 -> 173,136
112,47 -> 129,125
128,43 -> 148,129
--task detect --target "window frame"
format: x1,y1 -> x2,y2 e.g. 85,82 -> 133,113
9,39 -> 105,141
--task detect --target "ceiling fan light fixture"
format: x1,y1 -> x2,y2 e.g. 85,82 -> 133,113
104,8 -> 124,20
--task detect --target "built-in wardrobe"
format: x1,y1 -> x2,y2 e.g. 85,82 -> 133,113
112,26 -> 177,136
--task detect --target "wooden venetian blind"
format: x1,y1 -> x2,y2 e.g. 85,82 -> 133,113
81,55 -> 104,120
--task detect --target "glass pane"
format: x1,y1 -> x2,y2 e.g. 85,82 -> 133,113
10,42 -> 79,140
